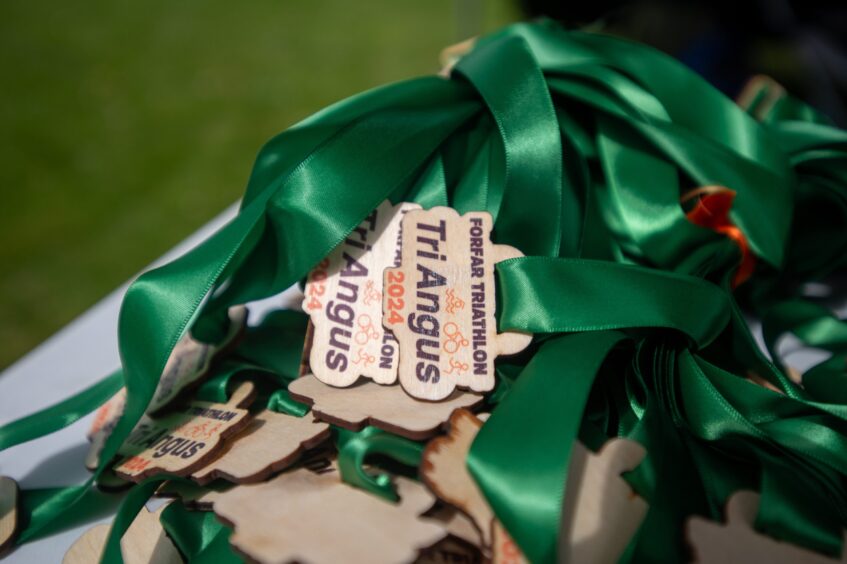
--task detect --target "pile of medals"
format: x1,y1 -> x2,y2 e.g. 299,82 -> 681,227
0,201 -> 814,563
37,202 -> 648,563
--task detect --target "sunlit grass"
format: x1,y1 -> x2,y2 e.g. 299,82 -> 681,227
0,0 -> 519,368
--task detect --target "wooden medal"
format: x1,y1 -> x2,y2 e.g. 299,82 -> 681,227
65,526 -> 111,564
687,491 -> 847,563
85,307 -> 247,469
64,504 -> 181,564
191,409 -> 331,484
156,480 -> 232,511
558,439 -> 648,563
384,207 -> 531,400
159,445 -> 338,511
421,410 -> 647,563
0,476 -> 19,556
420,410 -> 498,549
114,382 -> 255,481
214,465 -> 446,564
289,373 -> 483,440
146,305 -> 248,415
304,200 -> 421,387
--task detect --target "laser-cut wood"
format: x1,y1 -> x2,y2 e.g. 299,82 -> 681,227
191,410 -> 330,484
304,200 -> 420,387
289,373 -> 483,440
384,207 -> 531,400
114,382 -> 254,481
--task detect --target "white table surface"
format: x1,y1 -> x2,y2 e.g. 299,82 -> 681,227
0,204 -> 302,562
0,204 -> 838,562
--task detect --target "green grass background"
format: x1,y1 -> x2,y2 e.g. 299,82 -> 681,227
0,1 -> 518,369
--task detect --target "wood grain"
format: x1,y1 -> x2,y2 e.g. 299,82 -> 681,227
289,373 -> 483,440
156,480 -> 233,511
688,491 -> 847,563
0,476 -> 19,556
304,200 -> 420,387
114,382 -> 255,481
558,439 -> 648,563
191,409 -> 330,484
384,207 -> 531,400
422,410 -> 647,563
421,410 -> 493,548
85,306 -> 247,469
146,305 -> 247,415
63,505 -> 181,564
214,465 -> 446,564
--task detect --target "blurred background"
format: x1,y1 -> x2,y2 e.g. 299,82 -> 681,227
1,0 -> 845,369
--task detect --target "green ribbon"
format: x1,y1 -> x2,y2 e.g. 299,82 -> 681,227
469,331 -> 627,564
0,369 -> 123,452
1,17 -> 846,564
159,503 -> 232,561
335,427 -> 424,502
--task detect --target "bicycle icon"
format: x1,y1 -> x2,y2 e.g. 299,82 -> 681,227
443,322 -> 469,354
355,314 -> 380,345
362,280 -> 382,306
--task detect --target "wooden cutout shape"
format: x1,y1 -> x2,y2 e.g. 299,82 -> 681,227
558,439 -> 648,563
147,305 -> 248,415
0,476 -> 19,556
156,480 -> 231,511
158,445 -> 337,510
156,480 -> 233,511
289,373 -> 484,440
214,466 -> 446,564
64,504 -> 181,564
85,307 -> 247,469
421,410 -> 497,549
304,200 -> 421,387
65,526 -> 110,564
191,409 -> 331,484
687,491 -> 847,563
114,382 -> 255,481
422,411 -> 647,564
438,37 -> 477,77
86,388 -> 127,471
384,207 -> 532,400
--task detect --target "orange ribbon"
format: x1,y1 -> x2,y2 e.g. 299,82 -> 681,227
683,186 -> 756,287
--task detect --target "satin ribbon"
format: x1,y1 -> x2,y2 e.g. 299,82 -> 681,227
160,503 -> 239,562
0,18 -> 845,564
683,187 -> 756,287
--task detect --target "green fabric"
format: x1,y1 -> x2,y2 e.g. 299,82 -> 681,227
0,18 -> 845,564
160,501 -> 239,562
336,427 -> 424,502
0,369 -> 123,451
